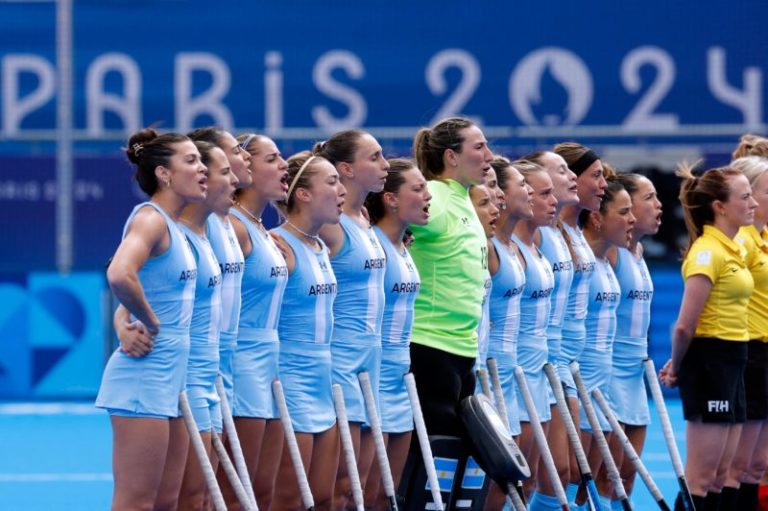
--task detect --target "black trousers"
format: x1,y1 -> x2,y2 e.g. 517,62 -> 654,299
409,342 -> 477,440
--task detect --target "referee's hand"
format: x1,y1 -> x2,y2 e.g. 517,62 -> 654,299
659,359 -> 678,388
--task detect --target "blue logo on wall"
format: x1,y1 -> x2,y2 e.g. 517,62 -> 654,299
31,286 -> 86,386
0,273 -> 105,398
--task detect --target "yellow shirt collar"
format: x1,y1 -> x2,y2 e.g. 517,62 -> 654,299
703,225 -> 743,256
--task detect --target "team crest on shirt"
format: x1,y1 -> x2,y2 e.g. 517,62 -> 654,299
696,250 -> 712,265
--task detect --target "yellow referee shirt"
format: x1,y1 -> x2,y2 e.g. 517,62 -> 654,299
737,225 -> 768,341
682,225 -> 753,341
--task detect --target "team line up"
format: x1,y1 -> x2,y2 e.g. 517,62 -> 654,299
95,119 -> 768,511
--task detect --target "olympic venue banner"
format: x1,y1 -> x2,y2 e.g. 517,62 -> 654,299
0,0 -> 765,143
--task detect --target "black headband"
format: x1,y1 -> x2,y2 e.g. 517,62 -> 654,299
569,149 -> 600,176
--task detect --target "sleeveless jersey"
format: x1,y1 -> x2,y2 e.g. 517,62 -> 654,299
180,225 -> 223,345
539,226 -> 574,340
613,247 -> 653,356
560,223 -> 597,346
513,234 -> 555,370
477,271 -> 493,364
584,258 -> 621,356
231,209 -> 288,342
206,214 -> 244,345
330,214 -> 386,344
487,236 -> 526,355
123,202 -> 197,332
274,226 -> 336,345
374,226 -> 420,346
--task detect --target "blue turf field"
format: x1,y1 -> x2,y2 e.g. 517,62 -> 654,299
0,400 -> 687,510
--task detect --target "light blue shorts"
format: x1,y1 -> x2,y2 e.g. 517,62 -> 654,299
280,342 -> 336,434
606,354 -> 650,426
516,366 -> 552,423
331,340 -> 382,424
577,350 -> 613,432
379,344 -> 413,434
186,340 -> 222,432
486,350 -> 521,436
558,330 -> 586,397
188,384 -> 222,433
218,333 -> 237,412
546,327 -> 562,365
232,338 -> 279,419
106,409 -> 168,419
96,330 -> 190,418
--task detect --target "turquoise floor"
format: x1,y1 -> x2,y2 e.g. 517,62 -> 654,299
0,400 -> 687,510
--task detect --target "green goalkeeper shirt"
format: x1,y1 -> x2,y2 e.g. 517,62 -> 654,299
408,179 -> 488,358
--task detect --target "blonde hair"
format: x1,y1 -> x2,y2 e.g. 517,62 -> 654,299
732,134 -> 768,160
730,156 -> 768,186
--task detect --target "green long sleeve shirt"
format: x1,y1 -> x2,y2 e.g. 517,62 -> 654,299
408,179 -> 488,358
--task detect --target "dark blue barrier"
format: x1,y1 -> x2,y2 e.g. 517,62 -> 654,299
0,267 -> 681,399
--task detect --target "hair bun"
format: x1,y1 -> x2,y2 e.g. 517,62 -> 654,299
125,128 -> 159,165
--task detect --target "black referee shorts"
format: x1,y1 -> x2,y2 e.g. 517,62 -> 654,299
678,337 -> 747,423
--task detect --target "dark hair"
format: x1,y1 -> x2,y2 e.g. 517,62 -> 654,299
193,140 -> 218,168
365,158 -> 417,225
677,163 -> 742,256
276,151 -> 330,214
732,134 -> 768,160
413,117 -> 475,180
612,172 -> 645,197
188,127 -> 229,147
125,128 -> 190,196
579,162 -> 622,227
312,129 -> 366,166
553,142 -> 600,176
490,155 -> 514,190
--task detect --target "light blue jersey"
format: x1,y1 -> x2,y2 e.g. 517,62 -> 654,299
180,224 -> 223,432
331,214 -> 387,343
375,226 -> 420,346
487,236 -> 526,356
608,247 -> 654,426
538,225 -> 574,363
512,235 -> 554,370
96,202 -> 197,417
374,226 -> 421,433
331,214 -> 387,423
613,247 -> 653,356
581,258 -> 620,386
476,272 -> 492,368
512,234 -> 554,421
230,209 -> 288,419
206,214 -> 244,345
485,236 -> 526,435
231,210 -> 287,342
558,223 -> 596,389
274,226 -> 337,433
181,225 -> 223,348
580,257 -> 620,430
207,213 -> 244,412
125,202 -> 197,330
275,226 -> 336,345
